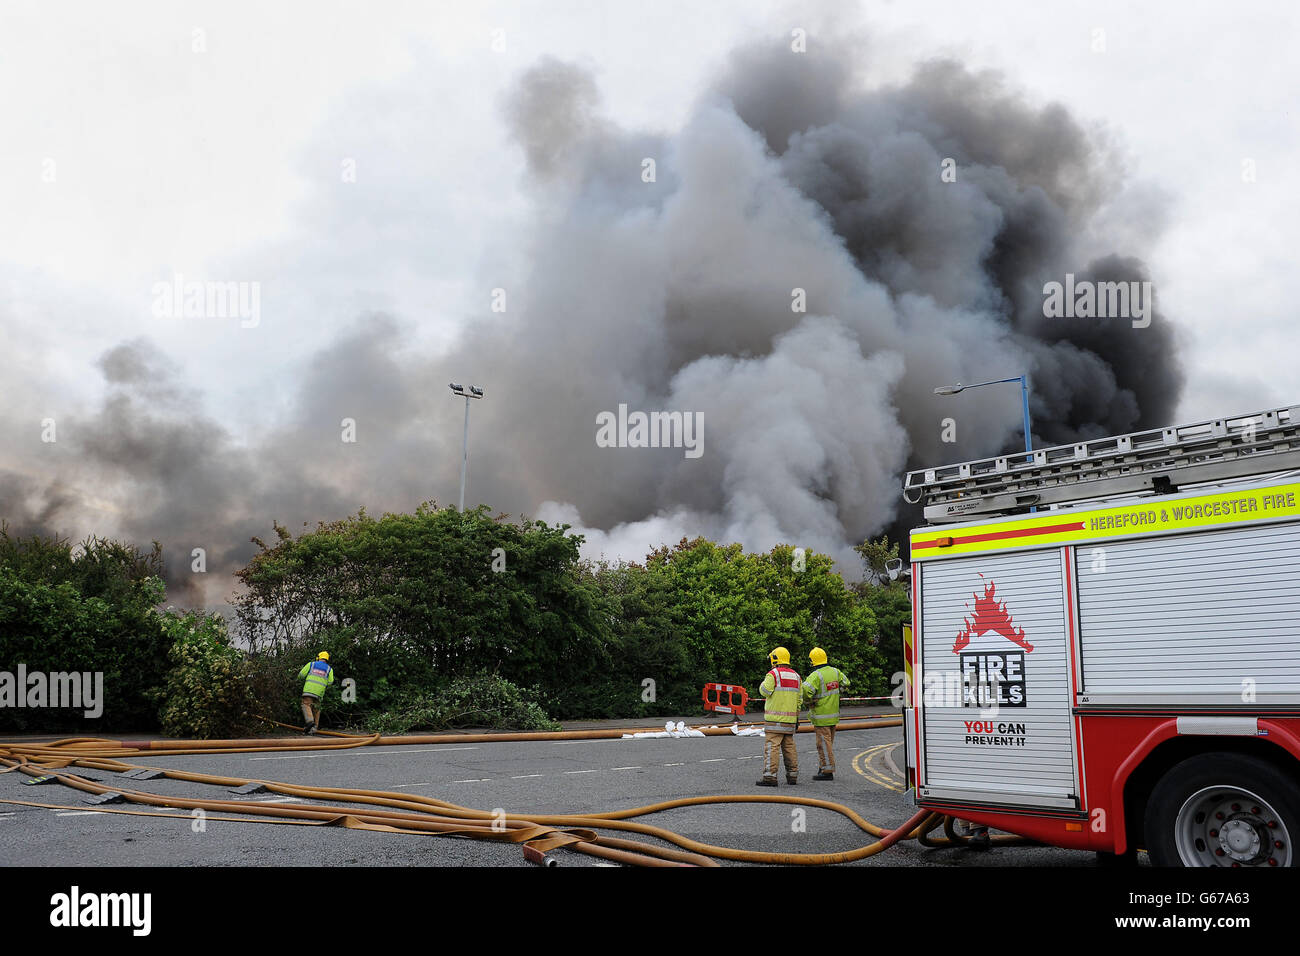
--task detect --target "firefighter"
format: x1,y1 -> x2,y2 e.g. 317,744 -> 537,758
961,820 -> 991,850
801,647 -> 849,780
298,651 -> 335,735
756,646 -> 801,786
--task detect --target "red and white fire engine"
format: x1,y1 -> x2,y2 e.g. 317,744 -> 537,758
900,405 -> 1300,866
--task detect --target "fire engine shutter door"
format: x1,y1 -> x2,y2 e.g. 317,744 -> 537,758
1076,520 -> 1300,705
918,549 -> 1078,809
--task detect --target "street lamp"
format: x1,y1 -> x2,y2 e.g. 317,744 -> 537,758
449,383 -> 484,511
934,375 -> 1033,462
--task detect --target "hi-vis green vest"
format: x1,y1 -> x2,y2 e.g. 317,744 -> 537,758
299,660 -> 334,698
802,665 -> 849,726
760,665 -> 802,732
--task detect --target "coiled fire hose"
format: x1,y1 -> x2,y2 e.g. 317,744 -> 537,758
0,717 -> 1027,865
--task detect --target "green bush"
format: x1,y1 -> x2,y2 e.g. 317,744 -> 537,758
363,674 -> 561,735
578,538 -> 890,713
852,535 -> 914,693
0,532 -> 170,732
233,506 -> 611,694
240,626 -> 438,732
242,650 -> 303,730
156,610 -> 253,739
0,516 -> 907,734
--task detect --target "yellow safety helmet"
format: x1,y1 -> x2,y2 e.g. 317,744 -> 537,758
768,646 -> 790,667
809,647 -> 827,667
317,651 -> 330,661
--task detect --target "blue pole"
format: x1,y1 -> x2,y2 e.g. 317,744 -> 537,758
1020,375 -> 1033,460
1020,374 -> 1036,512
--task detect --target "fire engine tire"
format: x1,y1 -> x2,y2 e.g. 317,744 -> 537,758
1144,753 -> 1299,868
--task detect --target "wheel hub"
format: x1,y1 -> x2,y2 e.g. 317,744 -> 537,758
1218,817 -> 1263,862
1175,786 -> 1291,867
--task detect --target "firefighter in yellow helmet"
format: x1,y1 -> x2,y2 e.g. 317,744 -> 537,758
801,647 -> 850,780
756,646 -> 801,786
298,651 -> 335,735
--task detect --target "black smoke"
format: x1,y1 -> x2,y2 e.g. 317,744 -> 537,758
1,32 -> 1185,602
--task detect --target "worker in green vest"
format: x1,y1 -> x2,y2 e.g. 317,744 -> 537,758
298,651 -> 335,735
756,646 -> 801,786
801,647 -> 849,780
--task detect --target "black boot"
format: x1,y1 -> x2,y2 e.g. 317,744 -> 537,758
786,777 -> 797,785
756,777 -> 778,787
814,772 -> 833,781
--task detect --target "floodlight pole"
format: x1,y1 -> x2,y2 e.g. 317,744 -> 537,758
449,384 -> 484,511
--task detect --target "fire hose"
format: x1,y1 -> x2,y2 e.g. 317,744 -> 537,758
0,718 -> 1028,865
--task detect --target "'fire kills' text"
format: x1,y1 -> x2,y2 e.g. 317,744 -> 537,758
960,651 -> 1027,708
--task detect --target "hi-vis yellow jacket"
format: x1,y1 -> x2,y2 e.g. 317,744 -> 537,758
760,665 -> 802,732
801,665 -> 849,726
299,659 -> 334,698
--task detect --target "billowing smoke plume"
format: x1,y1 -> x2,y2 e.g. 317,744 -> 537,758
470,40 -> 1183,564
1,34 -> 1183,604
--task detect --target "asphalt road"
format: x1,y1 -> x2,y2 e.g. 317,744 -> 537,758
0,720 -> 1125,868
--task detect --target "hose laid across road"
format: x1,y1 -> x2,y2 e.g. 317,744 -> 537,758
5,715 -> 899,758
0,716 -> 1027,865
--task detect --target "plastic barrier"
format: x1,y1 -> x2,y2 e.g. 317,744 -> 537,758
702,683 -> 749,718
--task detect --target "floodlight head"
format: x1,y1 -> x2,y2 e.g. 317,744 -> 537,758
470,386 -> 484,397
449,383 -> 464,393
934,384 -> 965,395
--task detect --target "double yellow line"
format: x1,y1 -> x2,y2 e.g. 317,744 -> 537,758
852,743 -> 904,792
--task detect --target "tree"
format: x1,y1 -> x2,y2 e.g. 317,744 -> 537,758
852,535 -> 911,684
157,610 -> 253,738
0,529 -> 170,731
854,535 -> 900,585
233,503 -> 609,721
585,538 -> 889,710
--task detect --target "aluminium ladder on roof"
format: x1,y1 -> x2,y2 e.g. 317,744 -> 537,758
903,405 -> 1300,524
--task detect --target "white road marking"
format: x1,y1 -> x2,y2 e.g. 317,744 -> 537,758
56,811 -> 106,817
248,754 -> 328,761
250,747 -> 478,761
381,753 -> 772,788
249,796 -> 303,803
350,747 -> 478,756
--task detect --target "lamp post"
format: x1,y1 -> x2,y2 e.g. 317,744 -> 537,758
448,383 -> 484,511
934,374 -> 1033,462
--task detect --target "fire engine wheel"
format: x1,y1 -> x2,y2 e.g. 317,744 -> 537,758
1145,753 -> 1299,868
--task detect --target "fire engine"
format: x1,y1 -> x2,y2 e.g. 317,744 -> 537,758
900,405 -> 1300,866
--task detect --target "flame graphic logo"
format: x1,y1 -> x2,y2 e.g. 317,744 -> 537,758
952,575 -> 1034,654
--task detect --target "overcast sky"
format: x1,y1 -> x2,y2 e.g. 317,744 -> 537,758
2,1 -> 1297,602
